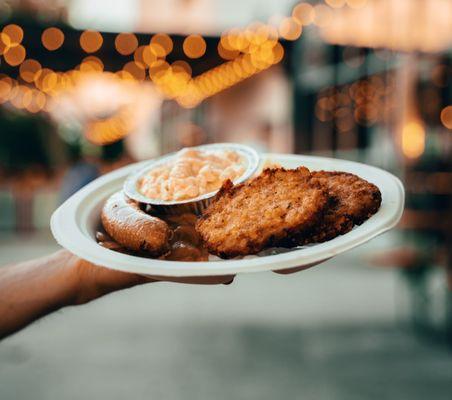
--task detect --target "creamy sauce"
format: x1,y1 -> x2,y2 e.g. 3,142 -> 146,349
138,148 -> 245,201
96,212 -> 208,262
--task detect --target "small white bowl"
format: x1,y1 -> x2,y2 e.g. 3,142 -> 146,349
123,143 -> 260,214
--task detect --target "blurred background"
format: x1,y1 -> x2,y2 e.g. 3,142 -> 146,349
0,0 -> 451,399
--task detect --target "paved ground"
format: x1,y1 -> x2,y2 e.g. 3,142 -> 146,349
1,231 -> 451,400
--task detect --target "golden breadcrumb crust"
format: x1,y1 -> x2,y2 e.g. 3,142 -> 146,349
296,171 -> 382,244
196,167 -> 329,258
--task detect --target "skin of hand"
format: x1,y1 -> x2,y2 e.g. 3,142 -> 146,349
0,250 -> 234,339
272,260 -> 327,275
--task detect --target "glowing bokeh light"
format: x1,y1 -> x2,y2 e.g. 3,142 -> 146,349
278,17 -> 302,40
172,60 -> 192,76
2,24 -> 23,46
115,32 -> 138,55
440,106 -> 452,130
402,120 -> 425,159
150,33 -> 173,56
0,74 -> 13,103
4,44 -> 26,66
325,0 -> 346,8
123,61 -> 146,81
346,0 -> 368,9
183,35 -> 206,59
80,30 -> 103,53
19,59 -> 42,83
313,4 -> 333,27
41,27 -> 65,51
80,56 -> 104,72
292,3 -> 315,25
218,41 -> 240,60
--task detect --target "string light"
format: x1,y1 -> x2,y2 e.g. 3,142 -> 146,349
115,32 -> 138,55
2,24 -> 23,47
325,0 -> 346,9
346,0 -> 367,9
4,44 -> 26,66
402,120 -> 425,159
313,4 -> 333,27
218,41 -> 240,60
80,56 -> 104,72
278,17 -> 302,41
0,34 -> 9,55
123,61 -> 146,81
19,59 -> 42,83
41,27 -> 64,51
440,106 -> 452,130
292,3 -> 315,26
183,35 -> 206,59
150,33 -> 173,56
0,74 -> 13,103
0,17 -> 290,117
80,30 -> 103,53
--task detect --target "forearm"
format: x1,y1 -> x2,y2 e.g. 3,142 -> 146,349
0,250 -> 232,339
0,251 -> 79,339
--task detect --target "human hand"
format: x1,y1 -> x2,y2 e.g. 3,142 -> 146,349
272,260 -> 330,275
68,251 -> 235,305
0,250 -> 234,339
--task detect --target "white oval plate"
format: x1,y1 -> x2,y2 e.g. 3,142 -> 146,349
51,153 -> 404,277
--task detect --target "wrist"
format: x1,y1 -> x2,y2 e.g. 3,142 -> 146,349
65,251 -> 150,305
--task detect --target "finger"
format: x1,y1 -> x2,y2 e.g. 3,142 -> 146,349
223,276 -> 235,285
144,274 -> 235,285
273,261 -> 326,275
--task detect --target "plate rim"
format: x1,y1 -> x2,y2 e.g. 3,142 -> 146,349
51,153 -> 405,277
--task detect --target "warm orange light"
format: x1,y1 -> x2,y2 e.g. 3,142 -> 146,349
80,30 -> 103,53
142,45 -> 158,67
292,3 -> 315,25
133,45 -> 147,68
123,61 -> 146,81
0,34 -> 9,55
0,74 -> 13,103
80,56 -> 104,72
279,17 -> 302,41
248,23 -> 277,46
149,60 -> 170,81
19,59 -> 42,83
42,71 -> 58,93
325,0 -> 346,8
346,0 -> 367,9
402,120 -> 425,159
10,85 -> 31,109
26,89 -> 46,113
34,68 -> 55,91
272,42 -> 285,64
313,4 -> 333,27
226,28 -> 248,51
147,42 -> 166,59
217,41 -> 239,60
183,34 -> 206,59
440,106 -> 452,130
150,33 -> 173,56
2,24 -> 23,46
115,33 -> 138,55
172,60 -> 192,76
41,27 -> 64,51
4,44 -> 26,66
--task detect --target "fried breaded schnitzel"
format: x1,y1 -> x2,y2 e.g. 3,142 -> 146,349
294,171 -> 382,244
195,167 -> 329,258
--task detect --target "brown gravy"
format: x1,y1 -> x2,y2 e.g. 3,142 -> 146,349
96,212 -> 209,262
